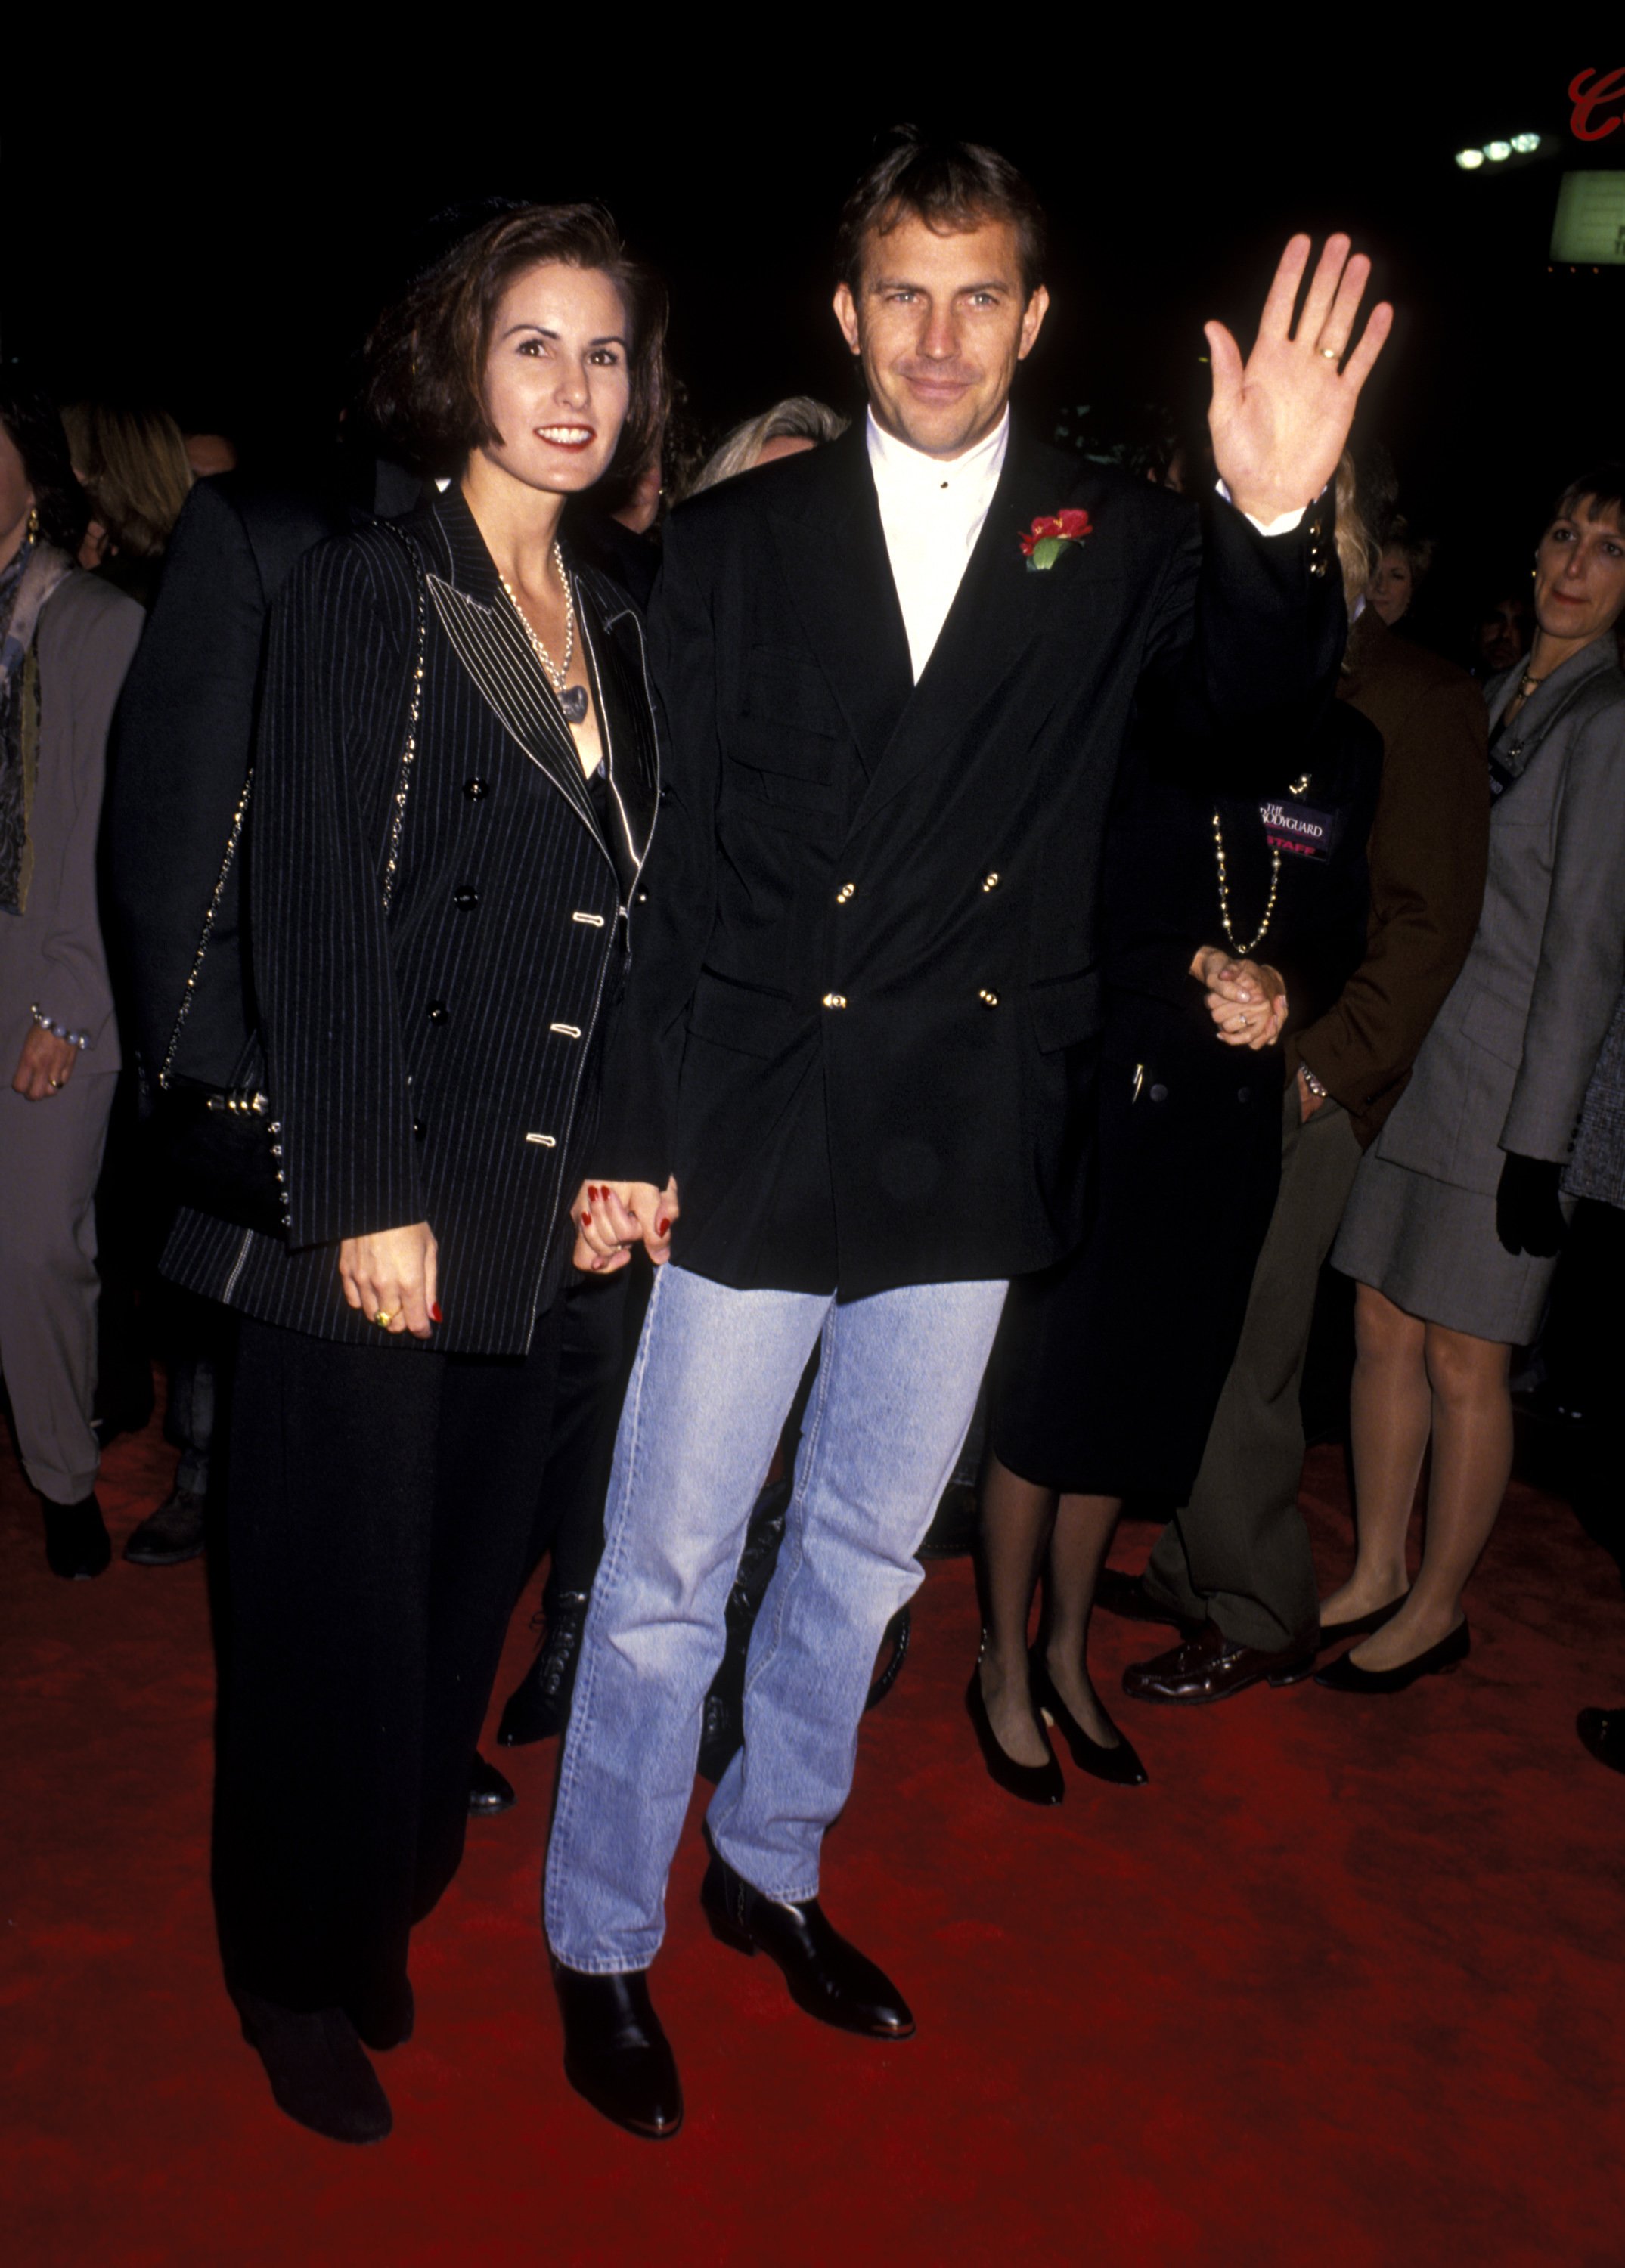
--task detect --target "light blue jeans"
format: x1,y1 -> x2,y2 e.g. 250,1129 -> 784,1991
544,1263 -> 1008,1972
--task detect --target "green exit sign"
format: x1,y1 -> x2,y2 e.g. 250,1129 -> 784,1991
1551,172 -> 1625,263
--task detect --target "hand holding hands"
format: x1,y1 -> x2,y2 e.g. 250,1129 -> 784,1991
12,1027 -> 80,1101
339,1221 -> 439,1337
1207,234 -> 1393,525
1192,947 -> 1287,1051
571,1177 -> 679,1275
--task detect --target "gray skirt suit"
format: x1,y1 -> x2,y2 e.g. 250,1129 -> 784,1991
1334,640 -> 1625,1341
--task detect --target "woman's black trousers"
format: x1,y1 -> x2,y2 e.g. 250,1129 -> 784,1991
212,1303 -> 564,2037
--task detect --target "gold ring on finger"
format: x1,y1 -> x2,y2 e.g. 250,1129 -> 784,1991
1319,343 -> 1341,360
374,1309 -> 395,1328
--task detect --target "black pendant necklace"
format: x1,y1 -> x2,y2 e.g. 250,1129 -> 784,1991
559,683 -> 588,725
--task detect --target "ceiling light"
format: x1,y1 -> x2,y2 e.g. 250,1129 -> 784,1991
1512,132 -> 1542,154
1486,141 -> 1512,162
1456,148 -> 1485,169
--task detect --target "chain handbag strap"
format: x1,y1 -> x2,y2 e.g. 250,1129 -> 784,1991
157,530 -> 429,1089
380,522 -> 428,912
157,770 -> 256,1092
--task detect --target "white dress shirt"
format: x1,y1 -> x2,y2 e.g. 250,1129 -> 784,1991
866,409 -> 1009,681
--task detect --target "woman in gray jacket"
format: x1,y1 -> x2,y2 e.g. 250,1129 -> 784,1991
0,385 -> 142,1578
1323,465 -> 1625,1691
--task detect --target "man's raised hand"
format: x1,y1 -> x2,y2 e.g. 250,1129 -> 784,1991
1206,234 -> 1392,528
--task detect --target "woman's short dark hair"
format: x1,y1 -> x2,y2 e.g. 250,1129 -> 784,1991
364,202 -> 668,482
1552,463 -> 1625,529
835,127 -> 1047,299
0,381 -> 89,553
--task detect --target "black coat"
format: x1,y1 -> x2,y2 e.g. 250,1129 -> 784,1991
106,474 -> 357,1088
597,422 -> 1343,1297
163,485 -> 659,1354
992,699 -> 1382,1498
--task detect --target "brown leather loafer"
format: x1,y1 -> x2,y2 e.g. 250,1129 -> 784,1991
1122,1619 -> 1317,1706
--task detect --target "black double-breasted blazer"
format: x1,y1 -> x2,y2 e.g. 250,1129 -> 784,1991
164,485 -> 659,1354
597,421 -> 1341,1297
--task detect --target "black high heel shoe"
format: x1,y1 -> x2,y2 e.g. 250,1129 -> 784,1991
1318,1591 -> 1410,1647
1029,1650 -> 1148,1786
964,1662 -> 1064,1806
1313,1618 -> 1470,1693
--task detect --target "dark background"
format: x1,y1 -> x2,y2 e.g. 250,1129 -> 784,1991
6,50 -> 1620,634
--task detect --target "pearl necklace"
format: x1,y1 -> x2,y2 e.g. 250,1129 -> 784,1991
1213,773 -> 1312,956
498,544 -> 586,723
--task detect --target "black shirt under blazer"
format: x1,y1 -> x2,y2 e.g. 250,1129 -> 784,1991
164,485 -> 658,1355
597,422 -> 1342,1298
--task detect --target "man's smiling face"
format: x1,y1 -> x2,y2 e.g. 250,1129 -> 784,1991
833,209 -> 1049,461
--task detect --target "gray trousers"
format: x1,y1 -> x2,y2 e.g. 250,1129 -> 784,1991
0,1070 -> 116,1504
1143,1079 -> 1364,1652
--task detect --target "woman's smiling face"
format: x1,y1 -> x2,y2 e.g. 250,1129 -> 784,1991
475,261 -> 632,500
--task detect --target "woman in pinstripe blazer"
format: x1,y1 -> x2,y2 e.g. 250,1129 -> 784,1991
162,206 -> 668,2143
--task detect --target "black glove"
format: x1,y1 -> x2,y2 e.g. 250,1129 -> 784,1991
1495,1151 -> 1568,1259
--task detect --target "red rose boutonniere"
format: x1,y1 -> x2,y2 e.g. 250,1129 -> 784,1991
1020,507 -> 1093,572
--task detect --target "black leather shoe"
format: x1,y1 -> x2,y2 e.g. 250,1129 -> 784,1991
497,1591 -> 590,1746
349,1978 -> 414,2053
1314,1619 -> 1470,1693
964,1665 -> 1064,1805
235,1991 -> 392,2143
1030,1650 -> 1147,1786
1124,1619 -> 1317,1705
1094,1567 -> 1203,1634
551,1960 -> 683,2139
124,1487 -> 206,1566
468,1752 -> 515,1814
700,1850 -> 915,2039
42,1495 -> 111,1581
1317,1592 -> 1409,1646
1577,1707 -> 1625,1774
1270,1591 -> 1407,1686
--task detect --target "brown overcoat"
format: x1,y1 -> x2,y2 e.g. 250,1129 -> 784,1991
1293,609 -> 1489,1147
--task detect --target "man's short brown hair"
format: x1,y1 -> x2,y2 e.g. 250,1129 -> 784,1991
835,128 -> 1047,299
364,203 -> 668,482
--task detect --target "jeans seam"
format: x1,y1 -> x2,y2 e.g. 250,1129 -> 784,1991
741,1303 -> 833,1706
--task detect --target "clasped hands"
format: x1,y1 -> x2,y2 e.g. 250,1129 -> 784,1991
1192,945 -> 1286,1052
570,1177 -> 679,1275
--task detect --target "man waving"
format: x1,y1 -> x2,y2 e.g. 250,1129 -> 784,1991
545,128 -> 1390,2138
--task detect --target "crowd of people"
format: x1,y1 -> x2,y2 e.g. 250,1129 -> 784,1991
4,129 -> 1625,2149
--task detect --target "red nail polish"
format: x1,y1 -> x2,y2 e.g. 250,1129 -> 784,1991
581,1213 -> 592,1227
430,1302 -> 443,1322
656,1217 -> 670,1235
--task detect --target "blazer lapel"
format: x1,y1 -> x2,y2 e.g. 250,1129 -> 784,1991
762,426 -> 913,779
577,565 -> 659,898
845,426 -> 1101,838
423,487 -> 607,847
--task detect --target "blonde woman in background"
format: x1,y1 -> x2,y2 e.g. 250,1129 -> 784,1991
62,402 -> 192,606
687,395 -> 848,497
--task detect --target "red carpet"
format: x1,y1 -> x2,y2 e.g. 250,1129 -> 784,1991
5,1408 -> 1624,2266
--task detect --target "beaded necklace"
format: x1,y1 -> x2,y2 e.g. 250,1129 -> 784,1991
1212,773 -> 1312,956
498,544 -> 588,723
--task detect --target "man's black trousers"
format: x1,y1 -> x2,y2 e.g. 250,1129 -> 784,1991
212,1303 -> 563,2036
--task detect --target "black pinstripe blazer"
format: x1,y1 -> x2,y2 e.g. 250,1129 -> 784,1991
163,484 -> 659,1355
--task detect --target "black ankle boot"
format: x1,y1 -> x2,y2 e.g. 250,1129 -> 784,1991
497,1591 -> 590,1746
234,1991 -> 392,2143
551,1960 -> 683,2139
42,1495 -> 111,1581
